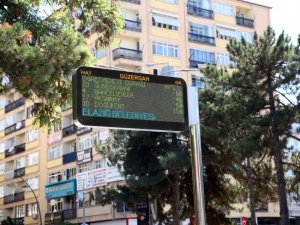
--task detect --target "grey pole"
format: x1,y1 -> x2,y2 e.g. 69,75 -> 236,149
21,177 -> 42,225
188,87 -> 207,225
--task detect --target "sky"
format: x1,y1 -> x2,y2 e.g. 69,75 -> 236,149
247,0 -> 300,44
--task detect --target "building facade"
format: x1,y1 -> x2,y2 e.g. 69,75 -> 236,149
0,0 -> 273,225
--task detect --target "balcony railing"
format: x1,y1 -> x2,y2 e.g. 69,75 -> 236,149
5,143 -> 25,158
113,47 -> 142,61
63,151 -> 77,164
2,218 -> 24,225
187,4 -> 214,19
236,16 -> 254,28
62,124 -> 77,137
124,19 -> 142,32
189,59 -> 215,68
14,191 -> 25,202
45,212 -> 63,224
122,0 -> 140,4
77,127 -> 92,136
5,97 -> 25,113
14,167 -> 25,178
4,194 -> 14,204
62,208 -> 77,220
5,120 -> 26,135
188,33 -> 215,45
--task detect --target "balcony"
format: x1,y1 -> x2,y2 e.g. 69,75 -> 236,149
188,33 -> 215,45
121,0 -> 140,4
45,212 -> 63,225
62,124 -> 77,137
5,143 -> 26,158
2,218 -> 24,225
14,167 -> 25,178
4,170 -> 14,180
187,4 -> 214,19
113,47 -> 142,61
5,97 -> 25,113
124,19 -> 142,32
63,151 -> 77,164
77,127 -> 92,136
14,191 -> 25,202
5,120 -> 26,135
4,194 -> 14,204
236,16 -> 254,28
189,59 -> 215,68
62,208 -> 76,220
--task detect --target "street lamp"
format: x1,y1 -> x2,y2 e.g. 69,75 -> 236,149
21,177 -> 42,225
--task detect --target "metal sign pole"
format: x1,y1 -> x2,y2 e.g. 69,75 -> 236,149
188,87 -> 207,225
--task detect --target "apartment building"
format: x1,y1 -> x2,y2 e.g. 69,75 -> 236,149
0,0 -> 273,225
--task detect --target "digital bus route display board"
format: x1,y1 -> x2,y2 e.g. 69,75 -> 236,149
72,66 -> 188,132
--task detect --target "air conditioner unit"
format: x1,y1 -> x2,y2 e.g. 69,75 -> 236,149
32,213 -> 38,220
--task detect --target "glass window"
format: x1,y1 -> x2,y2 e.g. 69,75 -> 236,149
26,128 -> 39,142
65,168 -> 76,180
0,119 -> 4,131
15,205 -> 25,218
159,0 -> 178,4
153,42 -> 179,58
0,142 -> 4,153
192,75 -> 202,88
48,198 -> 63,213
94,129 -> 110,144
216,26 -> 236,40
16,157 -> 26,169
190,49 -> 215,64
214,2 -> 234,16
78,134 -> 93,151
116,202 -> 131,212
5,115 -> 14,127
26,177 -> 39,191
0,96 -> 5,109
190,22 -> 213,36
27,106 -> 34,118
152,14 -> 179,30
217,53 -> 230,66
26,203 -> 38,217
0,186 -> 3,198
95,159 -> 106,169
237,31 -> 253,43
27,152 -> 39,166
189,0 -> 211,9
0,164 -> 4,175
48,144 -> 62,160
48,171 -> 63,184
78,162 -> 92,173
93,48 -> 106,59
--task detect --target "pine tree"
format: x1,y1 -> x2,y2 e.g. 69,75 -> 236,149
0,0 -> 123,127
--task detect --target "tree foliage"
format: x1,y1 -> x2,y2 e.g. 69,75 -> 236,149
0,0 -> 123,127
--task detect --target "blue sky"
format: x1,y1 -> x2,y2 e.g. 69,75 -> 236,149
248,0 -> 299,44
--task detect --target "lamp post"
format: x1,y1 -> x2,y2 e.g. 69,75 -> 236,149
21,177 -> 42,225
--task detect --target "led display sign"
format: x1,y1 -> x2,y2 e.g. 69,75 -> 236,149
72,67 -> 188,132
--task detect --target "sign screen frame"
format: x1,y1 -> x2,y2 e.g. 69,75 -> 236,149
72,66 -> 188,132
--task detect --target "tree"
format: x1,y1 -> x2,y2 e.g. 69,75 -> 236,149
0,0 -> 123,127
200,27 -> 300,225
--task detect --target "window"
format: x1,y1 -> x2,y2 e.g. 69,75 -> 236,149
49,198 -> 63,213
153,42 -> 179,58
95,159 -> 106,169
216,26 -> 236,40
26,203 -> 38,217
15,205 -> 25,218
78,162 -> 92,173
27,152 -> 39,166
27,106 -> 34,118
190,49 -> 215,64
152,13 -> 179,30
214,2 -> 234,16
189,0 -> 211,9
0,119 -> 4,131
16,157 -> 26,169
26,128 -> 39,142
217,53 -> 230,66
0,97 -> 5,109
94,129 -> 110,144
93,48 -> 106,59
5,115 -> 14,127
48,144 -> 62,160
65,168 -> 76,180
192,75 -> 202,88
78,134 -> 93,151
159,0 -> 178,3
0,186 -> 3,198
48,119 -> 61,134
116,202 -> 131,212
48,171 -> 63,184
26,177 -> 39,191
237,31 -> 253,43
0,142 -> 4,153
190,22 -> 213,36
0,164 -> 4,175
